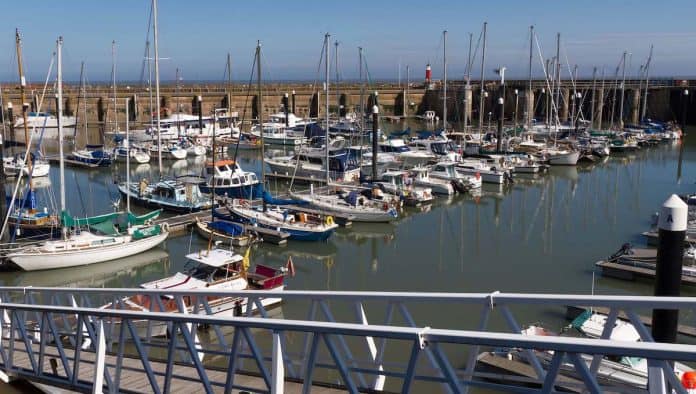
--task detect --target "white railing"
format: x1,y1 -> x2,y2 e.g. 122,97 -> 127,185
0,288 -> 694,393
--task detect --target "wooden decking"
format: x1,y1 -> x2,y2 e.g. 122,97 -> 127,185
595,260 -> 696,286
5,341 -> 344,393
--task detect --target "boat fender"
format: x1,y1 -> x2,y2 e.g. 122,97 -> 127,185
475,172 -> 481,180
325,215 -> 334,226
382,203 -> 389,211
161,222 -> 170,233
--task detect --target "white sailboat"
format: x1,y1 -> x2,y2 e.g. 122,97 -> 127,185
289,35 -> 399,223
6,37 -> 168,272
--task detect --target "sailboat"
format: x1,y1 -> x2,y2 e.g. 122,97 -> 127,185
3,29 -> 60,240
212,42 -> 338,241
289,34 -> 399,223
6,37 -> 168,272
67,60 -> 113,167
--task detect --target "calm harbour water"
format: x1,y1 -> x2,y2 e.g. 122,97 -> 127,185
1,122 -> 695,390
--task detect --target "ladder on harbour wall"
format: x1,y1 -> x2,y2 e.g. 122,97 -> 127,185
0,288 -> 694,393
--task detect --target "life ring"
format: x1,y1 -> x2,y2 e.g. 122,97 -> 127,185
325,215 -> 334,226
161,222 -> 170,232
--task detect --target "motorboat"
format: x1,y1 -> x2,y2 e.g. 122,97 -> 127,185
375,170 -> 434,206
68,145 -> 113,167
409,167 -> 455,195
101,247 -> 288,337
118,176 -> 213,213
3,153 -> 50,178
198,160 -> 263,199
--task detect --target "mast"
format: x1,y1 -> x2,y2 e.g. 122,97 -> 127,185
527,25 -> 534,128
335,40 -> 340,115
641,45 -> 653,121
359,47 -> 364,131
57,37 -> 66,226
324,33 -> 330,186
406,65 -> 410,117
598,67 -> 605,130
227,53 -> 232,116
618,51 -> 627,128
554,33 -> 561,129
152,0 -> 163,175
256,41 -> 265,182
80,62 -> 87,147
590,67 -> 597,129
478,22 -> 487,134
442,30 -> 447,131
111,40 -> 117,132
15,30 -> 32,186
464,32 -> 472,131
125,98 -> 130,214
146,40 -> 153,125
175,67 -> 181,138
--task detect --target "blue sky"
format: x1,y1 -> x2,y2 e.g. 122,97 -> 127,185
1,1 -> 695,83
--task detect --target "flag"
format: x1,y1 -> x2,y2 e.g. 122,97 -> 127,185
286,256 -> 295,277
242,247 -> 251,272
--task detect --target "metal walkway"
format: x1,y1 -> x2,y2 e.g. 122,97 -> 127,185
0,287 -> 694,393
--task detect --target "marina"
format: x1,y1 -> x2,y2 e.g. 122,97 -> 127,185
0,1 -> 696,392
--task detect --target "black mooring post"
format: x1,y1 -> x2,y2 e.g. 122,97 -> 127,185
649,194 -> 687,391
652,194 -> 687,342
291,90 -> 296,115
371,105 -> 379,181
496,97 -> 504,153
197,95 -> 203,135
284,93 -> 289,127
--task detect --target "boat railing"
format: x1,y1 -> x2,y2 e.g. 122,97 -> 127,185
0,289 -> 694,392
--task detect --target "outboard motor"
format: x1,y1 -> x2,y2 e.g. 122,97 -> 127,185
451,179 -> 467,194
608,243 -> 632,262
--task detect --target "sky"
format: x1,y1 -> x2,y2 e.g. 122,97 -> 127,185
1,1 -> 695,83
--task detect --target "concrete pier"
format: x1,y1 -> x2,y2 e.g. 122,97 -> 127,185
0,79 -> 693,134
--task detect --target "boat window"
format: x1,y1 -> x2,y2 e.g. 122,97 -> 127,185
232,178 -> 240,185
308,157 -> 323,165
217,166 -> 227,172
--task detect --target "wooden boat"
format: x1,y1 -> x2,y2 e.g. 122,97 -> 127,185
194,217 -> 254,246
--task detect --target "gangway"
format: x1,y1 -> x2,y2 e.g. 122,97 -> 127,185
0,287 -> 693,393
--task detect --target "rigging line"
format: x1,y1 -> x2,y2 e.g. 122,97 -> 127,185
230,47 -> 258,163
139,2 -> 154,85
465,30 -> 483,81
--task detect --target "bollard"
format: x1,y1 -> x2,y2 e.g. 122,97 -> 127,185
372,105 -> 379,181
652,194 -> 687,343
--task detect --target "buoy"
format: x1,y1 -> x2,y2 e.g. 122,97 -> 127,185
682,370 -> 696,390
325,216 -> 334,226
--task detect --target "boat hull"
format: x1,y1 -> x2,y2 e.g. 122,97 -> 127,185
7,232 -> 169,271
220,206 -> 337,242
194,220 -> 253,246
548,151 -> 580,166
